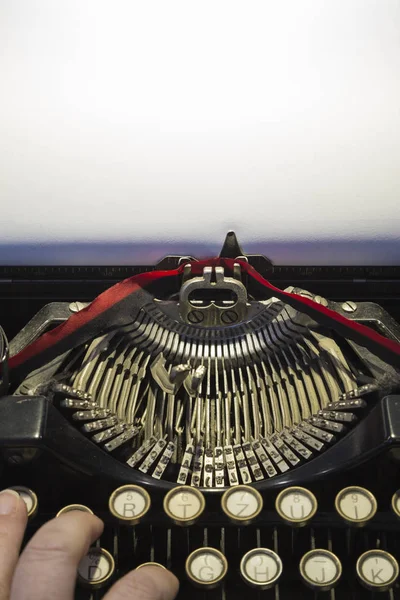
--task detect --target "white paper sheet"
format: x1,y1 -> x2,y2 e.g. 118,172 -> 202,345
0,1 -> 399,264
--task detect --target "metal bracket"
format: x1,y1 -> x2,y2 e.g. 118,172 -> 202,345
179,266 -> 249,327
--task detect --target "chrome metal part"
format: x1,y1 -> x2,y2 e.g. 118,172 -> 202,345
26,259 -> 394,489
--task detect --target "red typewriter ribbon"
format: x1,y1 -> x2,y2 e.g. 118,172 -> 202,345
9,258 -> 400,380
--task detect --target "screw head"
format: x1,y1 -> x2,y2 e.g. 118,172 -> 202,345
187,310 -> 204,324
69,301 -> 87,313
221,310 -> 238,324
314,295 -> 328,307
7,454 -> 25,465
342,301 -> 357,313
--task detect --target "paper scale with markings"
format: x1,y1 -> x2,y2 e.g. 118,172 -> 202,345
4,233 -> 400,493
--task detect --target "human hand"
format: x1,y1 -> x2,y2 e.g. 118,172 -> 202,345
0,489 -> 179,600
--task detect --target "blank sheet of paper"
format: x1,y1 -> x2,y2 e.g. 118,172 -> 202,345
1,1 -> 399,264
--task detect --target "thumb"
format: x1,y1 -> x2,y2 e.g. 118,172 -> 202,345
103,565 -> 179,600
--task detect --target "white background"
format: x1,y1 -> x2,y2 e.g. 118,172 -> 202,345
0,0 -> 399,264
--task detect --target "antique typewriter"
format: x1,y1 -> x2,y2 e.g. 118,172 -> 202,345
1,232 -> 400,599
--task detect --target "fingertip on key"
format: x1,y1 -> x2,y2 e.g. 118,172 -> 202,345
110,565 -> 179,600
0,489 -> 25,515
56,509 -> 105,539
136,566 -> 180,600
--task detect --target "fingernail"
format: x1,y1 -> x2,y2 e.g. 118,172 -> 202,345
0,490 -> 20,515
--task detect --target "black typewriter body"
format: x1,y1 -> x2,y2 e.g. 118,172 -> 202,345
1,234 -> 400,600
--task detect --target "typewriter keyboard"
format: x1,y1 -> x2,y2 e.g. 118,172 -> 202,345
9,477 -> 400,600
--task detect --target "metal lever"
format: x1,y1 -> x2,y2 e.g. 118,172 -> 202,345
1,395 -> 399,491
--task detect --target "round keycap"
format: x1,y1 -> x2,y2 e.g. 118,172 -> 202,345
78,547 -> 115,589
335,486 -> 377,526
56,504 -> 93,517
300,549 -> 342,591
9,486 -> 38,519
136,562 -> 166,570
275,486 -> 317,527
109,485 -> 151,524
163,486 -> 205,526
356,550 -> 399,592
186,547 -> 228,588
221,485 -> 263,524
391,489 -> 400,519
240,548 -> 283,589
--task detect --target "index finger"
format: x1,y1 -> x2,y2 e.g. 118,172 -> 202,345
11,510 -> 104,600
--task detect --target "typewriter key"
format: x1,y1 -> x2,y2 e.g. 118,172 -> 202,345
9,486 -> 38,519
163,486 -> 205,526
335,486 -> 377,526
356,549 -> 399,592
109,484 -> 151,525
78,547 -> 115,589
240,548 -> 283,589
186,547 -> 228,588
56,504 -> 93,517
221,485 -> 263,524
299,549 -> 342,591
391,489 -> 400,519
275,486 -> 317,527
136,562 -> 166,570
